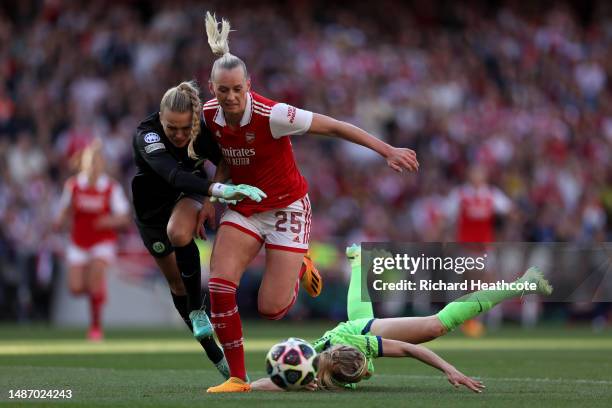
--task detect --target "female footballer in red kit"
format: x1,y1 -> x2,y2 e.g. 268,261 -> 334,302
55,140 -> 131,341
200,12 -> 419,392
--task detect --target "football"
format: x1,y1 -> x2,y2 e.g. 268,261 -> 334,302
265,337 -> 318,390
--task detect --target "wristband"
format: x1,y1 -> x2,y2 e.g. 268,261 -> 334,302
210,183 -> 225,197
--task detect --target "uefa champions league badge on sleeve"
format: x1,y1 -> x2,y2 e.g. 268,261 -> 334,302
143,132 -> 165,154
144,132 -> 161,143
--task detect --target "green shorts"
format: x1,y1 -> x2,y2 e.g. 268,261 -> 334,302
340,318 -> 376,335
313,318 -> 382,359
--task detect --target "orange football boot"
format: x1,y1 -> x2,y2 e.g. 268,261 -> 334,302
300,252 -> 323,297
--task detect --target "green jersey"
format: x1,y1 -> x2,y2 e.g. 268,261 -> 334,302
312,318 -> 382,388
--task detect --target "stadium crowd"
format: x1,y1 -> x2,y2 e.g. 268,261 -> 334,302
1,0 -> 611,322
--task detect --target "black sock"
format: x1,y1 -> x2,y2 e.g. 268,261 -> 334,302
170,291 -> 193,330
171,292 -> 224,364
174,240 -> 202,312
199,335 -> 224,364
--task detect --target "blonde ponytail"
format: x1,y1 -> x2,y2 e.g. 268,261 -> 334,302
80,138 -> 104,175
204,11 -> 249,82
205,11 -> 231,57
159,81 -> 202,159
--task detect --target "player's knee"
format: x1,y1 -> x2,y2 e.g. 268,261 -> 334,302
209,257 -> 233,281
258,299 -> 290,320
429,320 -> 447,339
166,225 -> 191,247
259,307 -> 288,320
90,259 -> 108,272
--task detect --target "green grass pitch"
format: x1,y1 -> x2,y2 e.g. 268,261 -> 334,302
1,323 -> 611,407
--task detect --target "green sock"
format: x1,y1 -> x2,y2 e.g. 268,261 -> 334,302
436,286 -> 523,332
347,254 -> 374,321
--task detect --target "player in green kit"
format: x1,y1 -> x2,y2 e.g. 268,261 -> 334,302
251,244 -> 552,392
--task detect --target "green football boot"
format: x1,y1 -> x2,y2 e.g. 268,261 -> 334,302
346,243 -> 361,262
189,309 -> 214,340
215,356 -> 231,380
517,267 -> 553,296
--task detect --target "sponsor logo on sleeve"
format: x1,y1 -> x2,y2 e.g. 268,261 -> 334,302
144,143 -> 165,154
287,106 -> 297,124
144,132 -> 161,143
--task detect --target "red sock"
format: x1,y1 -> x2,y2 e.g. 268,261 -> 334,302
260,279 -> 299,320
90,289 -> 106,330
209,278 -> 246,381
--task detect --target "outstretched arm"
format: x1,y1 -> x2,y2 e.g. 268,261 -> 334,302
309,113 -> 419,173
250,377 -> 283,391
250,377 -> 318,392
136,129 -> 263,202
381,338 -> 484,393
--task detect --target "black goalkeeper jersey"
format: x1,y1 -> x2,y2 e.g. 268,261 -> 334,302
132,112 -> 222,224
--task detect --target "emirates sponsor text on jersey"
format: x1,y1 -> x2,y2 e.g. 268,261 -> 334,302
222,146 -> 256,165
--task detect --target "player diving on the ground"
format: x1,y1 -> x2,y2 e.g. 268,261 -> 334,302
251,244 -> 553,391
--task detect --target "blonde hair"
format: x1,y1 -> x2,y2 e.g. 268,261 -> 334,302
159,81 -> 202,159
204,11 -> 249,82
316,345 -> 368,390
80,138 -> 104,176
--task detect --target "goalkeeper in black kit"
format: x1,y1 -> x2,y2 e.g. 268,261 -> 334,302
132,80 -> 266,378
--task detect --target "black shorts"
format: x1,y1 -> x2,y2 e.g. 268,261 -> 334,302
134,193 -> 205,259
135,220 -> 174,258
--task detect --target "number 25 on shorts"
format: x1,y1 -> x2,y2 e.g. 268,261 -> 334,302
275,211 -> 302,233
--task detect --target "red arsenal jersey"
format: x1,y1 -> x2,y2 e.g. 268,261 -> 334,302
203,92 -> 313,216
60,173 -> 130,248
446,185 -> 512,243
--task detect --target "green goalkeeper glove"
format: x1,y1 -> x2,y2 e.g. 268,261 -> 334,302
210,183 -> 267,203
210,179 -> 238,205
209,196 -> 238,205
